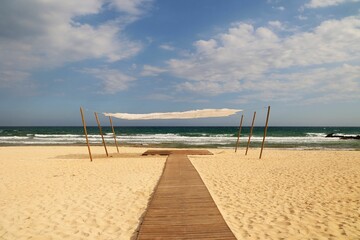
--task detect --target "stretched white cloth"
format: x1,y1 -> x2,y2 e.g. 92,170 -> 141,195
104,108 -> 242,120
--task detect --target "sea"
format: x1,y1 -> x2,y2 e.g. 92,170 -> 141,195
0,126 -> 359,150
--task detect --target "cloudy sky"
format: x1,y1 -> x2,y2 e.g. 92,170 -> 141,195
0,0 -> 359,126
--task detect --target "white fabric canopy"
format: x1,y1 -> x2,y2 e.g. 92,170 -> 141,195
103,108 -> 242,120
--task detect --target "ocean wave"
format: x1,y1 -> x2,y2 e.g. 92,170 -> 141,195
23,141 -> 77,145
34,134 -> 82,138
0,132 -> 358,147
0,136 -> 29,140
306,132 -> 326,137
264,136 -> 339,143
0,140 -> 77,144
326,133 -> 359,138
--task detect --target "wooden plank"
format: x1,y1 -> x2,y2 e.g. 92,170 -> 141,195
137,151 -> 236,240
142,150 -> 213,156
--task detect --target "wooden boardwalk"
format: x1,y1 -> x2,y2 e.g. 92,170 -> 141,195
137,150 -> 236,240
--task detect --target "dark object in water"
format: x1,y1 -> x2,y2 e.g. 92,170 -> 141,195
326,133 -> 360,140
340,135 -> 360,140
326,133 -> 340,138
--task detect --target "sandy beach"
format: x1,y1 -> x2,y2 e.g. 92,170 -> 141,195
0,146 -> 359,239
191,149 -> 360,239
0,146 -> 166,240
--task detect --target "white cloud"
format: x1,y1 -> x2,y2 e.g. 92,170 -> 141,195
0,0 -> 150,90
304,0 -> 360,8
267,0 -> 285,10
185,64 -> 360,103
0,70 -> 30,88
274,6 -> 285,11
297,15 -> 308,20
194,39 -> 218,54
265,64 -> 360,102
110,0 -> 153,15
141,65 -> 167,77
82,68 -> 136,94
159,44 -> 175,51
166,16 -> 360,102
268,21 -> 283,29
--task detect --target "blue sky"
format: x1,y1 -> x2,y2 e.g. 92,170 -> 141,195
0,0 -> 359,126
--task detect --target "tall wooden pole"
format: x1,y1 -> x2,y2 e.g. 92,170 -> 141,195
259,106 -> 271,159
80,107 -> 93,162
245,111 -> 256,155
109,116 -> 119,153
235,114 -> 244,152
94,112 -> 109,157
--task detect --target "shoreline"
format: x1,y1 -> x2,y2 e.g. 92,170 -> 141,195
0,146 -> 359,239
0,144 -> 359,151
1,126 -> 359,150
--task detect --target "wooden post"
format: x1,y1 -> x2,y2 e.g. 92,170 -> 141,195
109,116 -> 119,153
259,106 -> 271,159
80,107 -> 93,162
245,111 -> 256,155
94,112 -> 109,157
235,114 -> 244,152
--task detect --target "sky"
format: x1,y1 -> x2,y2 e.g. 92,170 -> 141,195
0,0 -> 359,126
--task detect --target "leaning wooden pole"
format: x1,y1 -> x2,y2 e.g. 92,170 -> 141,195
235,114 -> 244,152
109,116 -> 119,153
80,107 -> 93,162
245,111 -> 256,155
94,112 -> 109,157
259,106 -> 271,159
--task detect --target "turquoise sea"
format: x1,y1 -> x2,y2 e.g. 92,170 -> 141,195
0,126 -> 359,150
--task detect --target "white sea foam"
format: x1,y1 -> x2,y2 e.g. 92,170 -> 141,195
0,136 -> 29,140
0,132 -> 355,146
34,134 -> 82,138
306,132 -> 326,137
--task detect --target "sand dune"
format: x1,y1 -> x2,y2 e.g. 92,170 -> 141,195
190,149 -> 360,239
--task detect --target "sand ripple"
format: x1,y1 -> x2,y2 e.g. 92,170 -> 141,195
191,149 -> 360,239
0,146 -> 166,240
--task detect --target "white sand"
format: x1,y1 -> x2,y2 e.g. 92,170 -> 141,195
0,146 -> 166,240
190,148 -> 360,239
1,146 -> 359,239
